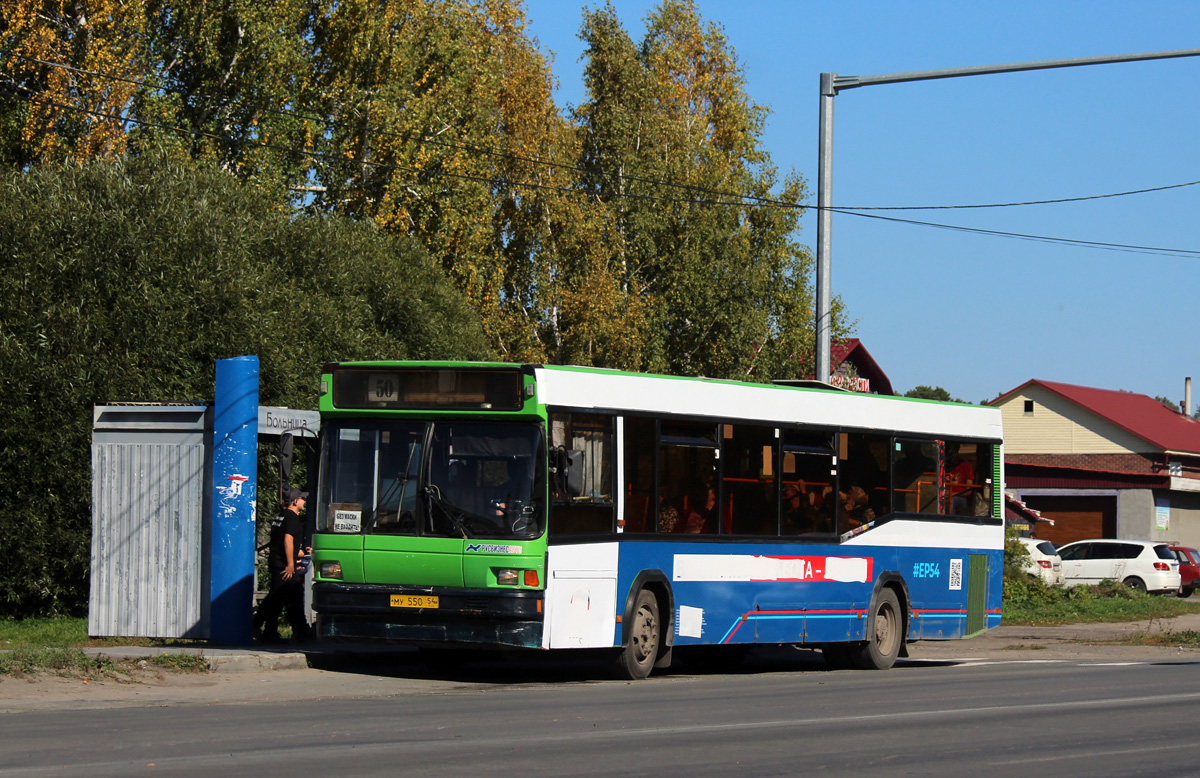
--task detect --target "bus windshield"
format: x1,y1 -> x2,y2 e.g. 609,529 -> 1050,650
319,420 -> 545,540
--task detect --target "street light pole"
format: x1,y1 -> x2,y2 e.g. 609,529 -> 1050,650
813,48 -> 1200,386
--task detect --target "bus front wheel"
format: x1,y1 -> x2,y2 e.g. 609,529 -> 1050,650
611,590 -> 660,680
852,588 -> 902,670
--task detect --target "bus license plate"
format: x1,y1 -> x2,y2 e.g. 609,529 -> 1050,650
390,594 -> 438,609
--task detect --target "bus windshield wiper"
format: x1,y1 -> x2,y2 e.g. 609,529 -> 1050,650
368,442 -> 419,530
424,488 -> 473,538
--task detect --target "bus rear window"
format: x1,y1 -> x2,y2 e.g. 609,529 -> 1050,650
333,368 -> 524,410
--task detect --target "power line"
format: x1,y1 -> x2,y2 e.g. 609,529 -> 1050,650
831,179 -> 1200,211
830,208 -> 1200,257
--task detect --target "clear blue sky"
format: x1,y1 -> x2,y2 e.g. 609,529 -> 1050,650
521,0 -> 1200,407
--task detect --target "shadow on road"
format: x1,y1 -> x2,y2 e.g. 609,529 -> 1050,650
302,642 -> 929,683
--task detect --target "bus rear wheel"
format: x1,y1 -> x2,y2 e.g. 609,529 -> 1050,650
852,588 -> 902,670
611,590 -> 660,680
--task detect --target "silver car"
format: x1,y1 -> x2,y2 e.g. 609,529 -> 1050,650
1056,539 -> 1181,594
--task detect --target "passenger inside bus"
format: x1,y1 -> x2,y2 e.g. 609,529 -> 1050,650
658,494 -> 680,533
945,443 -> 977,515
681,482 -> 715,534
839,485 -> 876,530
782,481 -> 831,535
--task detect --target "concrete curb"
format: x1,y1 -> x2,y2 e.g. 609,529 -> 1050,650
81,646 -> 311,673
206,652 -> 309,673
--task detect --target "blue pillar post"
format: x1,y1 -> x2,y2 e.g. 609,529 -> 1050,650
209,356 -> 259,644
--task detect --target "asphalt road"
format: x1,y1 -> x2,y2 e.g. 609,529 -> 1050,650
2,647 -> 1198,778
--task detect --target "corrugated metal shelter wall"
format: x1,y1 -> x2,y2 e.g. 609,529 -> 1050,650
90,405 -> 211,638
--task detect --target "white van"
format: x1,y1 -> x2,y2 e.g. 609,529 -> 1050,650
1056,539 -> 1181,594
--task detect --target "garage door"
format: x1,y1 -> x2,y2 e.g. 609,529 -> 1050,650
1021,495 -> 1117,546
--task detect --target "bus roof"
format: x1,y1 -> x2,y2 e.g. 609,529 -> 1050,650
322,361 -> 1002,441
532,364 -> 1002,442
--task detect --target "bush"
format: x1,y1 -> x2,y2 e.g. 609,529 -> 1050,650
0,154 -> 490,617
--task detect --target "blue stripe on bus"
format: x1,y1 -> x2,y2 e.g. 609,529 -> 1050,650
718,609 -> 1004,643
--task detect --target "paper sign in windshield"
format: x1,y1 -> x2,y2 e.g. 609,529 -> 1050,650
333,509 -> 361,533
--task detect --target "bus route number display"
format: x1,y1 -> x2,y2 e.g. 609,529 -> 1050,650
368,373 -> 398,403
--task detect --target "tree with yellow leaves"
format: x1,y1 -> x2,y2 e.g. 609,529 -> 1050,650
0,0 -> 145,165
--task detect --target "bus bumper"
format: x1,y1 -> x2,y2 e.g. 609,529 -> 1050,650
312,582 -> 544,649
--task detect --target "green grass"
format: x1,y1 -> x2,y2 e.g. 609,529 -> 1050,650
0,647 -> 117,678
0,617 -> 212,677
0,617 -> 92,649
1002,577 -> 1200,626
0,617 -> 202,650
1117,629 -> 1200,648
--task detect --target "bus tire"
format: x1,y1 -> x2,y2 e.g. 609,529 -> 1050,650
611,589 -> 660,680
852,588 -> 902,670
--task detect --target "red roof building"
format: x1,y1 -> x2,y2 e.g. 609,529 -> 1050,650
989,379 -> 1200,548
828,339 -> 895,396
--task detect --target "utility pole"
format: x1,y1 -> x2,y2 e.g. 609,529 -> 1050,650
814,48 -> 1200,385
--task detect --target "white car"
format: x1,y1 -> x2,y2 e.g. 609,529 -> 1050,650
1018,537 -> 1063,585
1056,539 -> 1181,594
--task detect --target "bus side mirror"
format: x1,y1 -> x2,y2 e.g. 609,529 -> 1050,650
552,447 -> 585,498
280,432 -> 295,482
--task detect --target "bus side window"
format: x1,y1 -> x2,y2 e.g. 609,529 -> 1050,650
722,424 -> 776,536
839,432 -> 890,532
894,439 -> 940,515
780,429 -> 836,536
659,421 -> 719,535
943,441 -> 992,517
623,417 -> 656,533
549,413 -> 615,536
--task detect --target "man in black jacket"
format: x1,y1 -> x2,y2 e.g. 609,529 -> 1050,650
253,486 -> 313,642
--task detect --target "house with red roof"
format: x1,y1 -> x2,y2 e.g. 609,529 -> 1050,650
828,338 -> 895,396
989,379 -> 1200,548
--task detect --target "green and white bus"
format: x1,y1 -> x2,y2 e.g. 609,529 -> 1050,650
310,362 -> 1004,678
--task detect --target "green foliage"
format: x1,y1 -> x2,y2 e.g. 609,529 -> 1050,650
1003,577 -> 1200,625
904,385 -> 968,403
1154,395 -> 1180,411
1,0 -> 849,382
1000,527 -> 1200,624
572,0 -> 841,379
0,154 -> 487,617
1003,527 -> 1031,581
